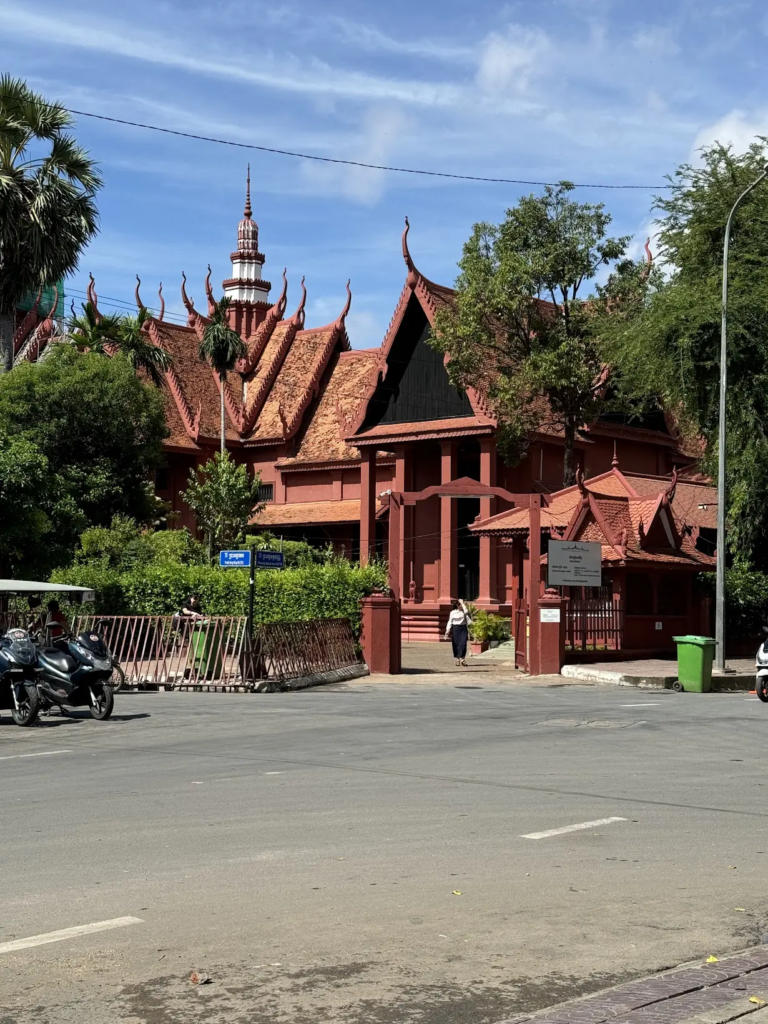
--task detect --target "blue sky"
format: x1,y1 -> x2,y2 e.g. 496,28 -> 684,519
3,0 -> 766,345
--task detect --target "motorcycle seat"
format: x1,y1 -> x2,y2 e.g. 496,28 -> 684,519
40,649 -> 77,674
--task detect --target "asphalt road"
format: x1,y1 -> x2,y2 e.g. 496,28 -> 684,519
1,680 -> 768,1024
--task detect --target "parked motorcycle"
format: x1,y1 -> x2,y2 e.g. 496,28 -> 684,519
93,619 -> 125,693
0,628 -> 40,726
756,637 -> 768,702
34,627 -> 115,720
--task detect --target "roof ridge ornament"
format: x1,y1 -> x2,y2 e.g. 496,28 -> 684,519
402,216 -> 419,288
157,283 -> 165,322
576,466 -> 589,503
290,276 -> 307,327
664,465 -> 678,505
335,280 -> 352,328
135,275 -> 144,312
244,163 -> 252,220
612,440 -> 619,468
205,264 -> 215,316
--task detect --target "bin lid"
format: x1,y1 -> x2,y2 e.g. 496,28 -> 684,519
672,635 -> 717,645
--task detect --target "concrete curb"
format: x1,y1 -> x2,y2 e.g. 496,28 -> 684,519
561,664 -> 754,691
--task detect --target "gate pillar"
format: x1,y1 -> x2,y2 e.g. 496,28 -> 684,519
360,592 -> 401,675
536,587 -> 566,676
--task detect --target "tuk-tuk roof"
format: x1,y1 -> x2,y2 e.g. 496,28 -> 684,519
0,580 -> 95,601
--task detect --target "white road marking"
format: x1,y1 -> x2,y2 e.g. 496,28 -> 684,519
522,816 -> 627,840
621,703 -> 661,707
0,749 -> 72,762
0,916 -> 143,954
264,771 -> 283,775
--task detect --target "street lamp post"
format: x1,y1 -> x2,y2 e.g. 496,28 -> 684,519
715,164 -> 768,673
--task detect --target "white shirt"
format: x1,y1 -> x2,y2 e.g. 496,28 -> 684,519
445,604 -> 470,636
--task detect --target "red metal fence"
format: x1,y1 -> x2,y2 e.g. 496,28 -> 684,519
565,597 -> 624,651
69,614 -> 360,691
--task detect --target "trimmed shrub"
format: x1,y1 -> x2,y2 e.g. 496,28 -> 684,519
697,564 -> 768,639
51,560 -> 388,636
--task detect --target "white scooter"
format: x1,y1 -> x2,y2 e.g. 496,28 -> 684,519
755,638 -> 768,701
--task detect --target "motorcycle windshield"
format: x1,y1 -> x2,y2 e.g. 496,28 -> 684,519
8,641 -> 36,665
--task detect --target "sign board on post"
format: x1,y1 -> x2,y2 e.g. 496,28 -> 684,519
540,607 -> 561,623
219,550 -> 251,569
255,550 -> 284,569
547,540 -> 602,588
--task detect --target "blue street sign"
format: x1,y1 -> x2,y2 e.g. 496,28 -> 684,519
256,550 -> 284,569
219,550 -> 251,569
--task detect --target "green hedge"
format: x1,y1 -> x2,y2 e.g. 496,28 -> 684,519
697,564 -> 768,639
51,561 -> 389,636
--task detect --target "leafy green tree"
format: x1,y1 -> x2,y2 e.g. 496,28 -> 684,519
605,141 -> 768,566
0,76 -> 101,372
67,302 -> 172,386
0,430 -> 51,575
74,514 -> 204,569
432,183 -> 638,486
198,296 -> 247,453
242,531 -> 325,568
0,346 -> 167,571
181,451 -> 263,555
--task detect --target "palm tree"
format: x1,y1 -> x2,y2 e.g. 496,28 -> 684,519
66,301 -> 121,352
198,296 -> 246,453
118,307 -> 173,387
0,76 -> 101,372
66,302 -> 172,386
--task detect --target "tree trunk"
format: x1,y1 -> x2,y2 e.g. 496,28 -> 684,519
0,309 -> 15,373
220,375 -> 225,455
562,418 -> 577,487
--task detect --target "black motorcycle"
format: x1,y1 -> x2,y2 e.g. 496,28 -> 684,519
0,628 -> 40,726
34,627 -> 115,720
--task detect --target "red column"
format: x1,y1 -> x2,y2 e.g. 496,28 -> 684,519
359,448 -> 376,566
396,446 -> 413,601
360,592 -> 401,674
528,496 -> 542,675
439,443 -> 457,603
478,437 -> 497,606
537,587 -> 566,676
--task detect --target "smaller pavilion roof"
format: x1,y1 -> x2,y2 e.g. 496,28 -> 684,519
471,464 -> 717,570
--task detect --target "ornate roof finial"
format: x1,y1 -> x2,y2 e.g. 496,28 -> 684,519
576,466 -> 588,502
87,272 -> 98,309
612,440 -> 619,468
205,264 -> 215,316
291,276 -> 307,328
47,284 -> 58,319
157,283 -> 165,322
70,298 -> 76,318
664,465 -> 678,505
135,275 -> 144,312
244,163 -> 252,220
644,237 -> 653,265
276,269 -> 288,317
180,271 -> 195,314
335,280 -> 352,328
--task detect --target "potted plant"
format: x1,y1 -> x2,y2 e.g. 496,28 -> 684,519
469,609 -> 492,654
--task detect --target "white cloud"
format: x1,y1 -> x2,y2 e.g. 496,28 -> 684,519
0,4 -> 462,109
328,18 -> 475,64
632,26 -> 680,56
692,109 -> 768,159
476,24 -> 550,96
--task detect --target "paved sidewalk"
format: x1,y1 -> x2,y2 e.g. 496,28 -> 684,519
563,657 -> 755,690
503,946 -> 768,1023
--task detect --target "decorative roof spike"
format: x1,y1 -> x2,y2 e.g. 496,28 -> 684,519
402,216 -> 418,287
664,465 -> 678,505
612,440 -> 619,468
576,466 -> 588,502
70,299 -> 76,318
276,268 -> 288,317
47,284 -> 58,319
291,276 -> 307,327
335,280 -> 352,328
244,163 -> 252,220
644,237 -> 653,265
205,264 -> 215,316
638,519 -> 646,546
135,275 -> 144,312
180,271 -> 195,314
87,272 -> 98,309
157,282 -> 165,322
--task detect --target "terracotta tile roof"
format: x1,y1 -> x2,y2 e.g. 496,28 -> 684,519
251,497 -> 387,527
352,416 -> 492,446
282,350 -> 379,465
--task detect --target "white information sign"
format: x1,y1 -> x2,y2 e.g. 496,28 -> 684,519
547,540 -> 602,587
540,608 -> 561,623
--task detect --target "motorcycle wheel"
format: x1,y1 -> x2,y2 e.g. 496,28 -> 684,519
756,677 -> 768,703
90,686 -> 114,720
109,664 -> 125,693
12,684 -> 40,726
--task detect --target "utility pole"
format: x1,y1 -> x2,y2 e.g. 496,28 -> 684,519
715,164 -> 768,672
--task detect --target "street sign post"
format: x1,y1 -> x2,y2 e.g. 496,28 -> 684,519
219,549 -> 252,569
547,540 -> 602,588
255,550 -> 284,569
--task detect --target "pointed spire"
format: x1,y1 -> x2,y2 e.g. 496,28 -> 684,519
135,275 -> 144,312
335,280 -> 352,328
290,276 -> 307,327
244,163 -> 252,220
157,283 -> 165,322
205,264 -> 215,316
612,440 -> 619,468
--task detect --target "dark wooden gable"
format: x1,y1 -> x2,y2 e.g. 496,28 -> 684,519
360,294 -> 473,430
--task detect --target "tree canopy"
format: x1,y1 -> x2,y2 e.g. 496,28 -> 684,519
198,296 -> 246,453
604,141 -> 768,567
431,183 -> 642,486
0,346 -> 168,574
181,451 -> 262,556
0,76 -> 101,371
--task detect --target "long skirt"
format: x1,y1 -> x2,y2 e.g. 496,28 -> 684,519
451,622 -> 468,659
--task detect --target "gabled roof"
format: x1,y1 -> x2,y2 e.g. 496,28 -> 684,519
471,463 -> 716,569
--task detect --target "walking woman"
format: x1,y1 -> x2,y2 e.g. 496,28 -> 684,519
445,599 -> 471,666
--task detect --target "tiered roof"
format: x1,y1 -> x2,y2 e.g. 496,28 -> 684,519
471,460 -> 717,570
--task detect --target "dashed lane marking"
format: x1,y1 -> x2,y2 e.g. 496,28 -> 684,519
0,917 -> 143,954
522,816 -> 627,840
0,749 -> 72,762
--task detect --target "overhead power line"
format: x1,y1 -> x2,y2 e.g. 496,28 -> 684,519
67,108 -> 672,191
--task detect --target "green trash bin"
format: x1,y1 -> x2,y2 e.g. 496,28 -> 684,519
672,635 -> 717,692
190,622 -> 223,680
